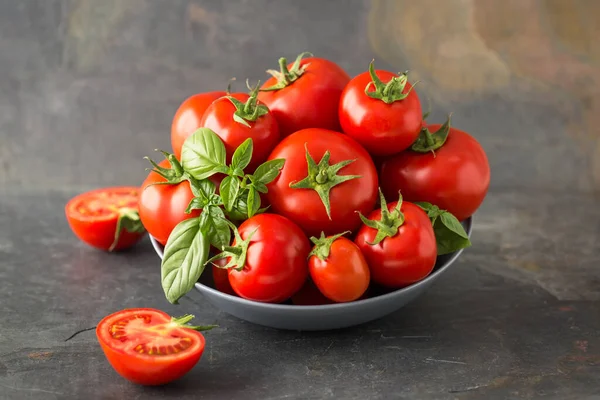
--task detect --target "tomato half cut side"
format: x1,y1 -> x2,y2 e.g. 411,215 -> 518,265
96,308 -> 215,386
65,186 -> 145,251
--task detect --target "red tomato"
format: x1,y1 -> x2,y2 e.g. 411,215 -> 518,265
65,186 -> 145,252
225,213 -> 310,303
200,93 -> 280,171
354,196 -> 437,288
380,121 -> 490,221
258,53 -> 350,137
308,233 -> 370,303
96,308 -> 214,386
139,159 -> 201,246
339,62 -> 422,156
171,91 -> 226,160
265,128 -> 378,237
211,259 -> 236,296
291,279 -> 334,306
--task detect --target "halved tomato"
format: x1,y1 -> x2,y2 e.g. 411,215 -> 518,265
65,186 -> 145,251
96,308 -> 216,386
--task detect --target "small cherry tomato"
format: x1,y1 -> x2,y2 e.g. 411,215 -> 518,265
211,259 -> 236,296
380,116 -> 490,221
171,91 -> 227,160
355,191 -> 437,288
339,61 -> 422,156
96,308 -> 216,386
65,186 -> 145,252
291,279 -> 334,306
308,232 -> 370,302
258,52 -> 350,137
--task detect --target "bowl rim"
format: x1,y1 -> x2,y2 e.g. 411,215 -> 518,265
149,216 -> 473,311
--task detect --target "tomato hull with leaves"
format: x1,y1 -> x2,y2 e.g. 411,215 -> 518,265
257,53 -> 350,137
380,120 -> 490,221
200,93 -> 280,172
265,128 -> 379,237
215,213 -> 310,303
354,195 -> 437,288
65,186 -> 146,252
96,308 -> 215,386
339,62 -> 422,156
171,91 -> 227,160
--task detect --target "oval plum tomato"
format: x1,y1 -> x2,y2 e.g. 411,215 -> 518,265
265,128 -> 378,237
171,91 -> 226,160
339,60 -> 422,156
308,232 -> 370,303
199,89 -> 280,171
354,191 -> 437,288
380,116 -> 490,221
96,308 -> 216,386
257,52 -> 350,137
65,186 -> 145,252
139,156 -> 209,246
210,213 -> 310,303
291,279 -> 334,306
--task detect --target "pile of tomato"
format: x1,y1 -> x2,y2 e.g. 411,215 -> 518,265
65,52 -> 490,385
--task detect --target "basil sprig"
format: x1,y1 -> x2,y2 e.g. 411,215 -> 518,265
416,202 -> 471,255
158,127 -> 284,304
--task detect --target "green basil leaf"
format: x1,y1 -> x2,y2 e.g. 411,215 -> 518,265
185,197 -> 206,214
181,128 -> 229,180
415,201 -> 442,219
199,206 -> 231,250
196,177 -> 216,198
219,176 -> 241,212
252,158 -> 285,185
161,218 -> 210,304
433,213 -> 471,255
231,138 -> 253,171
246,187 -> 261,218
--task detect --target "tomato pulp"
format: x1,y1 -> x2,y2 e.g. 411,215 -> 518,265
65,186 -> 145,251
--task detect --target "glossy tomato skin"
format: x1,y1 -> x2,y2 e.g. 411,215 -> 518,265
228,213 -> 310,303
171,91 -> 226,160
139,159 -> 200,246
211,259 -> 236,296
200,93 -> 280,171
309,237 -> 370,303
339,70 -> 422,156
257,57 -> 350,137
65,187 -> 145,251
355,201 -> 437,288
96,308 -> 206,386
265,128 -> 379,237
380,125 -> 490,221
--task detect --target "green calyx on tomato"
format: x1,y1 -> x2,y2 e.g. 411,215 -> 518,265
109,208 -> 145,252
411,114 -> 452,154
227,81 -> 269,128
289,144 -> 361,220
261,51 -> 314,91
206,220 -> 257,272
415,201 -> 471,255
357,189 -> 405,245
308,231 -> 351,261
364,60 -> 415,104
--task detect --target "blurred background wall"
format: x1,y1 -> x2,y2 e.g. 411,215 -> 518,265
2,0 -> 599,299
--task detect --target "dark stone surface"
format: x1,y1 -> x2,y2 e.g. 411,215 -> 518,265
2,0 -> 600,399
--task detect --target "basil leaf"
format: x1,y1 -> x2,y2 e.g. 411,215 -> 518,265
181,128 -> 229,180
196,178 -> 216,198
433,219 -> 471,255
220,176 -> 241,212
252,159 -> 285,185
440,212 -> 470,239
161,218 -> 210,304
246,187 -> 261,218
199,206 -> 231,250
231,138 -> 253,171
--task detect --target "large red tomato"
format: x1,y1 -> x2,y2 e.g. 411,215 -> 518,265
171,91 -> 226,160
97,308 -> 215,386
354,194 -> 437,288
380,118 -> 490,221
139,158 -> 201,246
265,128 -> 379,237
222,213 -> 310,303
339,61 -> 422,156
200,92 -> 280,171
257,52 -> 350,137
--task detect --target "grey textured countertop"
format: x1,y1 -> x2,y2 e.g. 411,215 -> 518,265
2,1 -> 600,399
